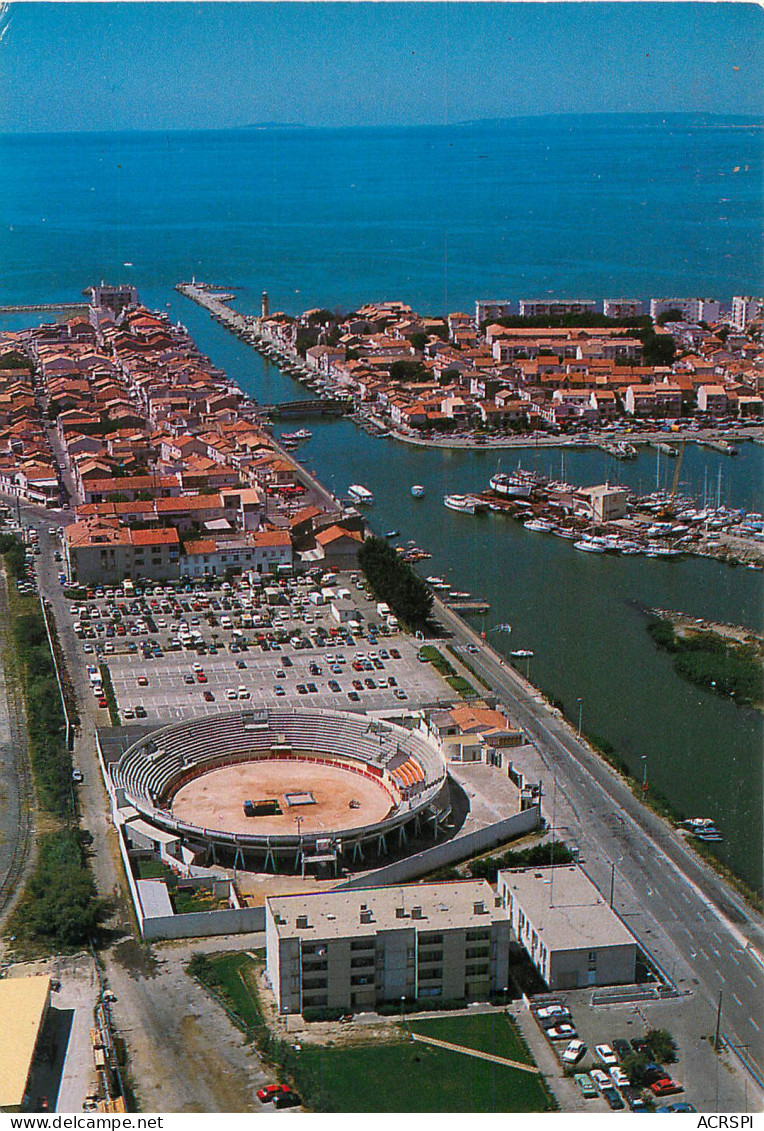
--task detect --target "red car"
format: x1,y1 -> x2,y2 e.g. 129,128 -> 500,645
196,672 -> 207,683
650,1078 -> 683,1097
257,1084 -> 292,1104
97,697 -> 107,709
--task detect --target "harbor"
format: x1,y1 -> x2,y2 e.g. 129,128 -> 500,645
169,284 -> 763,895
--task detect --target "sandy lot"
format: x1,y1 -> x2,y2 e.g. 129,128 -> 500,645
171,757 -> 394,835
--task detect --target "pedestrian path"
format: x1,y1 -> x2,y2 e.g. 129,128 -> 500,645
409,1031 -> 540,1073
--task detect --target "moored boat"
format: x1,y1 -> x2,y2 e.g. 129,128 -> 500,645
348,484 -> 374,505
411,484 -> 425,497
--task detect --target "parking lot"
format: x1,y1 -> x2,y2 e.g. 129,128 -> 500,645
66,569 -> 448,724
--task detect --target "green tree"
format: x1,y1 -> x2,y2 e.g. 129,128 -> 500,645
357,536 -> 433,628
656,308 -> 684,326
389,359 -> 428,383
646,1029 -> 678,1064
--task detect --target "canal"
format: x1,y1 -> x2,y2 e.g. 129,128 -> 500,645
177,294 -> 764,893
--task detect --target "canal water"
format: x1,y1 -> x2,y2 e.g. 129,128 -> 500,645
163,303 -> 764,893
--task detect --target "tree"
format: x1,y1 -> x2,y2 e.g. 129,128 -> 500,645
656,308 -> 684,326
389,359 -> 428,383
621,1052 -> 649,1085
357,536 -> 433,628
409,332 -> 427,352
646,1028 -> 677,1064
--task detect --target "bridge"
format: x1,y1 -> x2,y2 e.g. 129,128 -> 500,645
259,398 -> 353,418
0,302 -> 90,315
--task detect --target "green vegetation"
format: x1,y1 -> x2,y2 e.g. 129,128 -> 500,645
446,643 -> 492,689
622,1031 -> 677,1085
1,545 -> 106,952
298,1012 -> 554,1113
647,617 -> 763,710
358,536 -> 433,629
639,324 -> 676,367
0,532 -> 26,579
7,829 -> 107,950
388,358 -> 429,383
483,313 -> 651,332
99,662 -> 121,725
12,609 -> 73,818
465,841 -> 575,884
418,645 -> 477,698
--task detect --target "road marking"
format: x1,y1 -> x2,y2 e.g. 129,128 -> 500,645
732,993 -> 742,1007
699,948 -> 710,961
730,953 -> 740,965
715,968 -> 726,983
750,1018 -> 760,1032
713,947 -> 721,958
712,931 -> 723,944
746,974 -> 758,987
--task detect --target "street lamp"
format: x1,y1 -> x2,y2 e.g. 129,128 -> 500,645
576,697 -> 583,737
641,755 -> 648,794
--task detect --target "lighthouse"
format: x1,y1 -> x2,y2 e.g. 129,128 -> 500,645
261,291 -> 269,319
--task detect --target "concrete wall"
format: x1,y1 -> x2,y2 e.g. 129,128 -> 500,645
337,805 -> 541,890
550,943 -> 637,991
140,904 -> 265,941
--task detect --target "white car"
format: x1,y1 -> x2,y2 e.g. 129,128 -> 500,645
536,1004 -> 569,1021
595,1044 -> 618,1067
590,1068 -> 610,1092
561,1039 -> 585,1064
609,1066 -> 630,1089
226,688 -> 237,700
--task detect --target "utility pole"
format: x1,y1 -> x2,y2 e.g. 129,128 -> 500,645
576,697 -> 583,737
714,990 -> 723,1051
609,861 -> 615,908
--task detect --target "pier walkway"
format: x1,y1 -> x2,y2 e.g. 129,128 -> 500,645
0,302 -> 89,314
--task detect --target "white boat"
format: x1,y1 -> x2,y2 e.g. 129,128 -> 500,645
524,518 -> 555,533
574,538 -> 606,553
348,484 -> 374,505
411,484 -> 425,498
444,494 -> 486,514
510,649 -> 534,658
489,471 -> 534,499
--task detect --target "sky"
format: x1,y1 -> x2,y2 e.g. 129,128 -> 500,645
0,2 -> 762,133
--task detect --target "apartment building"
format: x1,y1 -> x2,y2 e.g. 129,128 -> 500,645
519,300 -> 596,319
603,299 -> 643,319
266,881 -> 511,1015
731,296 -> 762,332
498,866 -> 637,991
64,521 -> 181,584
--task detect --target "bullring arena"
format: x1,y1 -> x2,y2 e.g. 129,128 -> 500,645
111,707 -> 450,872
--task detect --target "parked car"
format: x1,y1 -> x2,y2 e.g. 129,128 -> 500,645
595,1044 -> 618,1066
612,1039 -> 632,1061
536,1004 -> 569,1021
574,1073 -> 598,1099
257,1084 -> 291,1104
589,1068 -> 610,1092
274,1091 -> 301,1109
609,1066 -> 630,1089
650,1078 -> 683,1097
642,1063 -> 667,1085
622,1086 -> 648,1112
601,1087 -> 625,1110
546,1023 -> 577,1041
561,1039 -> 585,1065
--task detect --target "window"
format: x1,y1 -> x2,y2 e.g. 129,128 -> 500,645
418,968 -> 442,981
301,977 -> 327,990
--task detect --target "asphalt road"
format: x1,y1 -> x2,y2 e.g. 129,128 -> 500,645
438,598 -> 764,1085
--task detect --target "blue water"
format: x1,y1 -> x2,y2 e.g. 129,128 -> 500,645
1,115 -> 762,888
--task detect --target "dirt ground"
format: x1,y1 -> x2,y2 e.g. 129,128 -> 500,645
171,758 -> 394,836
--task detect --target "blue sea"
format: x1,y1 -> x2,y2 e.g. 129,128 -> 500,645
1,114 -> 762,315
1,114 -> 762,889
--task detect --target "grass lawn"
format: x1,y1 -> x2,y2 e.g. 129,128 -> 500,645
298,1026 -> 554,1113
409,1011 -> 533,1063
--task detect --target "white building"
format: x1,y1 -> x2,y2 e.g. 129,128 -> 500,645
731,295 -> 762,332
650,297 -> 721,324
266,881 -> 511,1015
603,299 -> 643,320
519,300 -> 596,319
498,865 -> 637,991
475,299 -> 513,327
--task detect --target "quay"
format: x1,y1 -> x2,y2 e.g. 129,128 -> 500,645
0,301 -> 90,314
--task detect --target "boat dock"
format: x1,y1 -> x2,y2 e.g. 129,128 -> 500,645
649,441 -> 679,456
0,301 -> 90,315
445,598 -> 491,614
698,439 -> 738,456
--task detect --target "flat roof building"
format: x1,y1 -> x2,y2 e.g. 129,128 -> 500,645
266,881 -> 511,1015
0,975 -> 51,1112
498,866 -> 637,991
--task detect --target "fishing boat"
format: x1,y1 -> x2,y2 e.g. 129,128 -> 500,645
489,471 -> 534,499
411,484 -> 425,498
444,494 -> 486,514
574,537 -> 607,553
524,518 -> 555,533
510,649 -> 534,658
348,484 -> 374,505
384,529 -> 400,539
